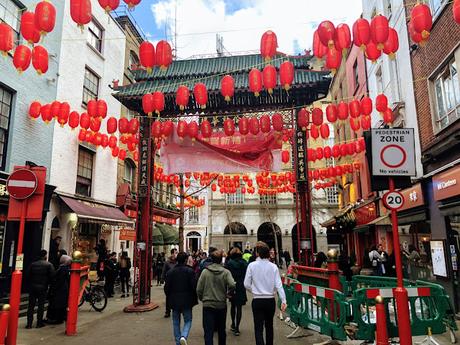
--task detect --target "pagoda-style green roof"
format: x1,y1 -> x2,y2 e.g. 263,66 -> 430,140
113,53 -> 331,116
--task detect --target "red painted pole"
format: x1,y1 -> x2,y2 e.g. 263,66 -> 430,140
327,249 -> 341,291
66,251 -> 82,336
388,177 -> 412,345
0,304 -> 10,345
6,200 -> 27,345
375,296 -> 389,345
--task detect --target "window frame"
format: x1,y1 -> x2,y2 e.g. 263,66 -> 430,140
0,84 -> 13,171
123,159 -> 135,187
225,184 -> 245,205
259,194 -> 277,205
87,19 -> 104,54
82,67 -> 100,106
0,0 -> 22,48
128,50 -> 140,70
76,146 -> 94,197
427,0 -> 448,21
188,205 -> 199,224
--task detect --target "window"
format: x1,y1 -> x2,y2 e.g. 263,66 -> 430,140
326,185 -> 339,205
87,20 -> 103,53
82,67 -> 99,105
375,67 -> 383,94
260,194 -> 277,205
128,50 -> 139,69
385,0 -> 392,18
124,160 -> 135,186
76,147 -> 94,197
226,189 -> 244,205
432,58 -> 460,131
189,206 -> 199,223
0,86 -> 12,170
428,0 -> 447,18
0,0 -> 21,47
389,58 -> 401,102
353,60 -> 359,94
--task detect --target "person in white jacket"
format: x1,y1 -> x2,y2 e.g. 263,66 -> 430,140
244,242 -> 287,345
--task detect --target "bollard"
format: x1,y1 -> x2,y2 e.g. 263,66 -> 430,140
66,251 -> 82,336
327,249 -> 341,291
0,304 -> 10,345
375,295 -> 389,345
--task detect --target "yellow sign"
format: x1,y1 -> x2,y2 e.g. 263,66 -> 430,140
16,254 -> 23,271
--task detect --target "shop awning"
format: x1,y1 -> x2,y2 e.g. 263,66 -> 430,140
153,225 -> 163,246
156,223 -> 179,245
59,194 -> 134,225
353,215 -> 391,233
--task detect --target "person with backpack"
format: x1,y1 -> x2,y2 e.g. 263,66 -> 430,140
118,251 -> 131,298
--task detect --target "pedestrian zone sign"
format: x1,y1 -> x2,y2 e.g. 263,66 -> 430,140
371,128 -> 416,176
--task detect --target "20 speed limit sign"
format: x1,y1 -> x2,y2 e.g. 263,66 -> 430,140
383,191 -> 405,210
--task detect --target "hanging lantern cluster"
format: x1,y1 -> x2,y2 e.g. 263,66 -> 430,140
375,93 -> 394,124
139,40 -> 172,73
311,162 -> 362,190
409,3 -> 433,46
248,60 -> 294,97
307,137 -> 366,163
142,91 -> 165,116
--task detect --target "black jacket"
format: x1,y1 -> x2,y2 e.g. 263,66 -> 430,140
48,265 -> 70,307
27,259 -> 55,292
164,264 -> 198,311
225,257 -> 248,305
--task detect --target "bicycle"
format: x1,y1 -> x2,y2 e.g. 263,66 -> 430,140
78,280 -> 107,312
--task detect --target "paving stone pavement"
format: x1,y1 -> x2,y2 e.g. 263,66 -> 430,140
17,285 -> 459,345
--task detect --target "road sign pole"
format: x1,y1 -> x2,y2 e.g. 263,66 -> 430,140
388,177 -> 412,345
6,199 -> 27,345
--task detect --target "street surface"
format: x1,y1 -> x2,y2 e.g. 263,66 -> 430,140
17,285 -> 458,345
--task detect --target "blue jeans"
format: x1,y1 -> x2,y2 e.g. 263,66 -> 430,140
172,309 -> 192,345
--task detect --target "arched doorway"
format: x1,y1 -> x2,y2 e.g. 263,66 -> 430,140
257,222 -> 282,254
224,222 -> 248,235
186,231 -> 202,252
291,223 -> 317,263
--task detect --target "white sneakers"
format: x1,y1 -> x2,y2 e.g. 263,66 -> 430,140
179,337 -> 188,345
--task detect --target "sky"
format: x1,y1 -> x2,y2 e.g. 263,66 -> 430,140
128,0 -> 363,59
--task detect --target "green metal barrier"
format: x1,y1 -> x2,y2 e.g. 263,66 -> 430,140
283,276 -> 349,341
349,278 -> 458,341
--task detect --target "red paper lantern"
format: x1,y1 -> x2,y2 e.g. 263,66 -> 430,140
316,147 -> 324,160
90,117 -> 101,132
313,30 -> 328,59
80,112 -> 90,129
142,93 -> 154,115
29,101 -> 41,119
360,97 -> 373,116
106,117 -> 116,134
411,4 -> 432,40
375,94 -> 388,112
297,108 -> 309,130
118,148 -> 127,160
221,75 -> 234,102
151,120 -> 162,138
156,40 -> 172,70
383,28 -> 399,59
335,23 -> 351,52
239,117 -> 249,135
211,184 -> 217,192
58,102 -> 70,126
352,18 -> 370,49
249,68 -> 263,96
281,150 -> 290,164
249,117 -> 260,135
279,61 -> 294,91
324,146 -> 332,159
108,135 -> 117,148
272,113 -> 283,132
332,145 -> 340,158
110,146 -> 119,157
349,100 -> 361,118
337,101 -> 349,120
365,42 -> 382,62
320,123 -> 330,139
98,0 -> 120,12
50,101 -> 61,118
224,118 -> 235,136
97,99 -> 107,119
310,125 -> 319,140
35,1 -> 56,36
317,21 -> 336,48
32,45 -> 48,75
187,121 -> 199,140
176,85 -> 190,110
118,117 -> 129,134
200,119 -> 212,138
78,129 -> 86,141
139,41 -> 155,73
193,83 -> 208,109
13,45 -> 32,73
340,144 -> 348,157
260,30 -> 278,62
454,0 -> 460,25
20,12 -> 40,45
128,118 -> 139,134
383,108 -> 394,124
325,46 -> 342,73
361,116 -> 371,130
40,104 -> 52,123
86,99 -> 97,118
263,65 -> 277,94
370,14 -> 389,50
177,120 -> 187,139
350,118 -> 360,132
70,0 -> 92,28
260,115 -> 271,133
326,104 -> 338,123
101,134 -> 108,148
162,120 -> 173,138
122,0 -> 140,9
152,91 -> 165,114
311,108 -> 323,126
69,111 -> 79,129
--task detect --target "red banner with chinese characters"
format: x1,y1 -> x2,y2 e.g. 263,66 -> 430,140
354,202 -> 377,225
153,215 -> 177,225
119,228 -> 136,241
160,129 -> 283,174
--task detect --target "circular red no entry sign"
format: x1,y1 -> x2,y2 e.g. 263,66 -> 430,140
7,169 -> 38,200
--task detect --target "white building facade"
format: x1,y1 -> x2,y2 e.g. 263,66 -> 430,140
44,6 -> 128,263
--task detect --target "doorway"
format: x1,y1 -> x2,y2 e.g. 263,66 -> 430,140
186,231 -> 201,252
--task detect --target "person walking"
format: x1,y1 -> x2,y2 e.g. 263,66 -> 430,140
155,253 -> 165,286
244,242 -> 287,345
225,247 -> 247,336
162,249 -> 178,318
45,255 -> 71,324
369,245 -> 384,276
196,249 -> 235,345
26,250 -> 55,329
104,252 -> 118,298
95,239 -> 108,279
164,252 -> 198,345
283,250 -> 291,268
118,251 -> 131,298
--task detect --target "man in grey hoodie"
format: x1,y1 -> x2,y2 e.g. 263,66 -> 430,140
196,249 -> 235,345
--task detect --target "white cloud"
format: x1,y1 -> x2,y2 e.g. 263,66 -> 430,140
151,0 -> 363,59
